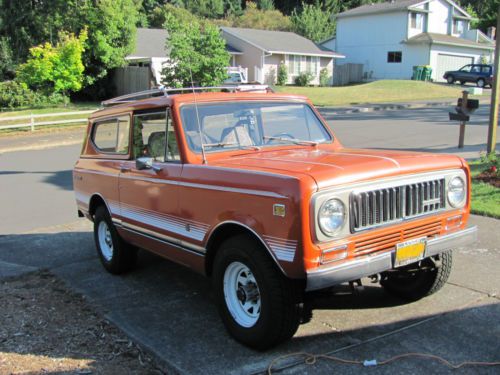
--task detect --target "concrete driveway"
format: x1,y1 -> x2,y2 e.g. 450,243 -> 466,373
0,214 -> 498,374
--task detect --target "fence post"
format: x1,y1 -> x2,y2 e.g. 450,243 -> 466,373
30,113 -> 35,132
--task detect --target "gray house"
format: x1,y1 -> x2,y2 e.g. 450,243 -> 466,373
114,27 -> 344,94
221,27 -> 344,85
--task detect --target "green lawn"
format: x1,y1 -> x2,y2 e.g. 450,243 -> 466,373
276,80 -> 476,107
468,158 -> 500,219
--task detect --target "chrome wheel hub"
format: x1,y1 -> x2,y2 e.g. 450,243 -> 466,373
223,262 -> 261,328
98,221 -> 113,261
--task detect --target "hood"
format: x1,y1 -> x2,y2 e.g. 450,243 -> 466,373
212,147 -> 464,190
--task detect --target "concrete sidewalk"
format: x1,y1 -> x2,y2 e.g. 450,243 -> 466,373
0,215 -> 498,374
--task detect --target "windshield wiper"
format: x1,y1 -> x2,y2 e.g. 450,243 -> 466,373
263,136 -> 318,146
203,142 -> 261,151
203,142 -> 239,148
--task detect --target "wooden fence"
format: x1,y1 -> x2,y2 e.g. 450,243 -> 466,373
0,110 -> 96,131
332,63 -> 364,86
114,66 -> 153,96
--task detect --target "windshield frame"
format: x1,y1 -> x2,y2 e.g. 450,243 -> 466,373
178,100 -> 333,154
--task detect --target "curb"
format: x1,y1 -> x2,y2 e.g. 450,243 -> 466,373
318,98 -> 490,116
0,139 -> 82,154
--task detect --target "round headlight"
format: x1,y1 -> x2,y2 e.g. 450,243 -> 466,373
318,198 -> 346,236
447,176 -> 466,207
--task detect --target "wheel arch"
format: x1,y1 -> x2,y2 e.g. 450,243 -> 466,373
88,193 -> 112,219
204,221 -> 286,277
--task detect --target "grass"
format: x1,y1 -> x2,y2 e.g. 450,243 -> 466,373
0,102 -> 99,118
276,80 -> 482,107
468,157 -> 500,219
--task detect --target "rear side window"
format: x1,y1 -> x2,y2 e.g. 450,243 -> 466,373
92,117 -> 130,154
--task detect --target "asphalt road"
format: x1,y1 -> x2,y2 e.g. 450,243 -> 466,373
0,104 -> 498,235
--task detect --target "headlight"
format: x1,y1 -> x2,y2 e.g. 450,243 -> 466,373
318,198 -> 345,236
447,176 -> 466,207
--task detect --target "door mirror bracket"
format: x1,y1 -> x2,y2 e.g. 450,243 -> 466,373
136,157 -> 163,172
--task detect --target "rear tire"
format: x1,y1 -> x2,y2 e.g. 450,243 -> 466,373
477,78 -> 486,88
380,251 -> 453,301
446,75 -> 455,84
94,206 -> 137,274
213,234 -> 302,350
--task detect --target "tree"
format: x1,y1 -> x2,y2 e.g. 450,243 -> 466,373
277,62 -> 288,85
162,14 -> 230,87
0,38 -> 15,80
291,2 -> 335,42
258,0 -> 275,10
232,2 -> 292,30
149,4 -> 201,28
460,1 -> 499,31
17,30 -> 88,95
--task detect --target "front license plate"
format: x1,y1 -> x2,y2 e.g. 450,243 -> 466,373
394,238 -> 426,268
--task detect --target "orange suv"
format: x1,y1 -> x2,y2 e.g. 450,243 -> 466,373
73,85 -> 477,349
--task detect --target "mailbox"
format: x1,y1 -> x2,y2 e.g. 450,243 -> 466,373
449,93 -> 479,148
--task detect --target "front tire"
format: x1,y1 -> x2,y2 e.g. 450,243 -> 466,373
94,206 -> 137,274
477,78 -> 486,88
380,251 -> 453,301
446,75 -> 455,84
213,234 -> 302,350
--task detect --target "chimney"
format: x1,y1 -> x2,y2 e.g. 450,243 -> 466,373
487,26 -> 496,40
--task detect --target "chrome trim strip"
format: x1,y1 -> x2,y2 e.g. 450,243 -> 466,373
120,225 -> 205,257
118,221 -> 206,254
306,226 -> 478,291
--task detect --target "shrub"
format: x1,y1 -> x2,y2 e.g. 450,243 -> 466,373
319,68 -> 330,87
0,81 -> 68,109
294,72 -> 313,86
0,81 -> 36,108
277,63 -> 288,86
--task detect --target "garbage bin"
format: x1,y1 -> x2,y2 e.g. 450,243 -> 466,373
422,66 -> 432,81
412,66 -> 423,81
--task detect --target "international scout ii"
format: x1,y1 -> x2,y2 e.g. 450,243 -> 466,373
73,85 -> 477,349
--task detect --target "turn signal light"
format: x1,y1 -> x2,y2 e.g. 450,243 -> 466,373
321,245 -> 348,264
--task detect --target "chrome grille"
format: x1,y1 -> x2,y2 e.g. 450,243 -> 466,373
351,179 -> 445,231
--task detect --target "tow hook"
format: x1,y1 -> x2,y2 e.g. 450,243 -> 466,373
430,255 -> 442,268
370,274 -> 381,283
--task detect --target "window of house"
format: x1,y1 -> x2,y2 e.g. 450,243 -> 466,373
287,55 -> 319,76
387,51 -> 402,63
92,117 -> 130,154
453,19 -> 464,34
410,12 -> 423,29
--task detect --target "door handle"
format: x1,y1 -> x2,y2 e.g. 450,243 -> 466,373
120,166 -> 131,173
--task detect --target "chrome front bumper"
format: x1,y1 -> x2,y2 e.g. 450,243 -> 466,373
306,226 -> 478,291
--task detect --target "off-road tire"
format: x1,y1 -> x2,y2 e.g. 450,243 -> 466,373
93,205 -> 137,274
213,234 -> 302,350
477,78 -> 486,88
446,75 -> 455,84
380,250 -> 453,301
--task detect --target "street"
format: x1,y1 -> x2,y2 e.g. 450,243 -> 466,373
0,105 -> 499,374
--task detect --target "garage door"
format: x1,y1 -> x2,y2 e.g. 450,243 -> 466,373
435,54 -> 474,82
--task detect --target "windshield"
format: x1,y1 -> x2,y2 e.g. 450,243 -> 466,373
180,101 -> 332,153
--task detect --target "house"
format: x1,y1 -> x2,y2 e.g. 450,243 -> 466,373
114,28 -> 245,95
221,27 -> 344,85
322,0 -> 495,82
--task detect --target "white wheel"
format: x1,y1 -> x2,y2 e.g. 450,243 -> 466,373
98,221 -> 113,261
223,261 -> 261,328
477,78 -> 485,88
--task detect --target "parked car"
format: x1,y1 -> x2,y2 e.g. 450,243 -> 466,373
74,85 -> 477,349
443,64 -> 493,88
224,66 -> 248,84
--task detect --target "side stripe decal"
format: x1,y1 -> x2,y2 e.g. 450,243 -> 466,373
263,235 -> 297,262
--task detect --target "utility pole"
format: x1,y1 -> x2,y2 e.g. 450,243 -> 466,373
487,5 -> 500,154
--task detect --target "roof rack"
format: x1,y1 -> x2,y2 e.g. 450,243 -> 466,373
101,84 -> 274,107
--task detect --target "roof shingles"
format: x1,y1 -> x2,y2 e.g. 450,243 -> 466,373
221,27 -> 343,57
406,32 -> 495,49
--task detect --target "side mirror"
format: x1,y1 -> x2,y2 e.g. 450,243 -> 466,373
136,157 -> 162,172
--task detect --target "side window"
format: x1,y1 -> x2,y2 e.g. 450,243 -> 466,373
92,117 -> 130,154
471,65 -> 481,73
460,65 -> 471,72
133,110 -> 181,162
